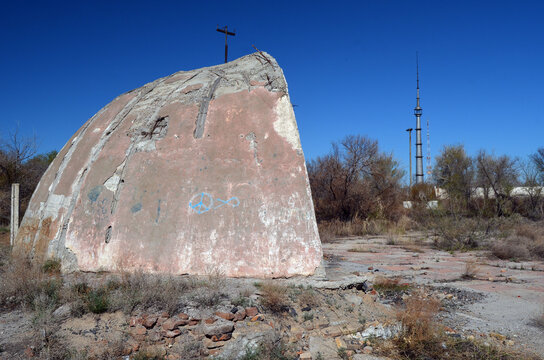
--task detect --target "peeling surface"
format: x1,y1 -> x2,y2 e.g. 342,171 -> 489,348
14,52 -> 322,278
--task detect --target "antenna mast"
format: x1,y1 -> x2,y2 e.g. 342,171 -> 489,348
426,118 -> 431,176
414,52 -> 424,184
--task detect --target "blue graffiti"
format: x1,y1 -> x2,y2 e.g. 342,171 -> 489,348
189,192 -> 239,214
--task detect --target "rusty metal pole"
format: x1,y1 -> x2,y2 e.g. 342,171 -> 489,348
224,26 -> 228,64
10,183 -> 19,247
216,26 -> 236,63
406,128 -> 413,189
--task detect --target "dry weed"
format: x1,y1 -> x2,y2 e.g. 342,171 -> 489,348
373,276 -> 411,293
491,235 -> 532,261
348,246 -> 377,253
531,309 -> 544,331
395,293 -> 440,354
259,282 -> 290,313
298,288 -> 320,308
462,260 -> 480,279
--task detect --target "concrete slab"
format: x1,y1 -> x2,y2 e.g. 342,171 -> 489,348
14,52 -> 322,278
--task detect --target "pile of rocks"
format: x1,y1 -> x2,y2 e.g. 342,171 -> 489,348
127,306 -> 269,358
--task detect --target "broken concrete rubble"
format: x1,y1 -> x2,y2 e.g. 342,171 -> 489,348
14,52 -> 322,278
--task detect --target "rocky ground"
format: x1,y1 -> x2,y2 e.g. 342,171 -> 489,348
1,231 -> 543,359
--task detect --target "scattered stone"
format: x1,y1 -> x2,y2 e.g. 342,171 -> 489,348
142,315 -> 158,329
147,329 -> 162,342
322,326 -> 343,338
363,345 -> 373,353
251,314 -> 264,322
203,320 -> 234,337
162,317 -> 188,331
212,333 -> 232,342
165,329 -> 182,338
299,351 -> 312,360
335,337 -> 347,349
489,332 -> 506,341
345,294 -> 363,306
233,309 -> 246,321
130,325 -> 147,336
245,307 -> 258,317
205,317 -> 216,324
314,318 -> 330,329
309,336 -> 340,359
52,304 -> 71,319
215,311 -> 235,321
289,307 -> 298,318
129,316 -> 139,327
204,338 -> 227,349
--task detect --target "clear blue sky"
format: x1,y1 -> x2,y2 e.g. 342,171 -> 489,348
1,1 -> 543,178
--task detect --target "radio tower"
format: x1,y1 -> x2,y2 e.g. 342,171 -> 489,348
426,118 -> 431,176
414,53 -> 424,184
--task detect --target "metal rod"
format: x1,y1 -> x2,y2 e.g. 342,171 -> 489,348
216,26 -> 236,63
406,128 -> 413,189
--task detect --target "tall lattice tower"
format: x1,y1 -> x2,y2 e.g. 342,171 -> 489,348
414,53 -> 424,184
426,117 -> 431,177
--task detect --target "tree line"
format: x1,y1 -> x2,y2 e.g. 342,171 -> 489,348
0,129 -> 56,225
308,134 -> 544,223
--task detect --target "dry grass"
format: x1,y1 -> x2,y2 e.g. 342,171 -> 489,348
259,282 -> 290,313
0,254 -> 59,309
42,258 -> 62,274
462,260 -> 481,279
531,309 -> 544,331
492,235 -> 533,261
399,244 -> 425,253
348,246 -> 377,253
375,292 -> 541,360
318,219 -> 407,242
396,293 -> 440,346
297,288 -> 320,308
372,276 -> 411,293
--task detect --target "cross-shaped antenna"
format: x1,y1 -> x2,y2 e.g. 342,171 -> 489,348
216,25 -> 236,63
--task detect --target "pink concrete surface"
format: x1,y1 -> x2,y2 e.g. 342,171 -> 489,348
14,52 -> 322,277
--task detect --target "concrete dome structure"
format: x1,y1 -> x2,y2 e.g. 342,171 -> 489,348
14,52 -> 322,277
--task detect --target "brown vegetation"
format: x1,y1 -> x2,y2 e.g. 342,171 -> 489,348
258,282 -> 290,313
372,293 -> 542,360
0,129 -> 57,225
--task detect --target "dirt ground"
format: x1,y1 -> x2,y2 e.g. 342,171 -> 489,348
1,230 -> 543,359
321,232 -> 544,355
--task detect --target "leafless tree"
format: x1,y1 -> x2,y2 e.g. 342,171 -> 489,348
308,134 -> 403,222
476,150 -> 518,216
0,127 -> 38,185
518,158 -> 543,219
0,127 -> 56,224
432,145 -> 474,213
531,147 -> 544,182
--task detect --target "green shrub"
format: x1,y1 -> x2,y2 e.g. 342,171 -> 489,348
42,258 -> 61,274
86,288 -> 109,314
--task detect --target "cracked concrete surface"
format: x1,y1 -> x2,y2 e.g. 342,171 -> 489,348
14,52 -> 322,278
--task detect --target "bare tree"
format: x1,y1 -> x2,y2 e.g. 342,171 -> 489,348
0,127 -> 56,224
0,127 -> 38,185
308,134 -> 403,222
432,144 -> 474,212
518,158 -> 544,219
531,147 -> 544,182
476,151 -> 518,216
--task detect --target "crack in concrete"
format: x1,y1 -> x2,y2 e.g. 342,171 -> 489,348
193,76 -> 221,139
52,80 -> 164,260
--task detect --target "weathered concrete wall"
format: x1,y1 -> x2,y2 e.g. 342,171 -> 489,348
14,52 -> 322,278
